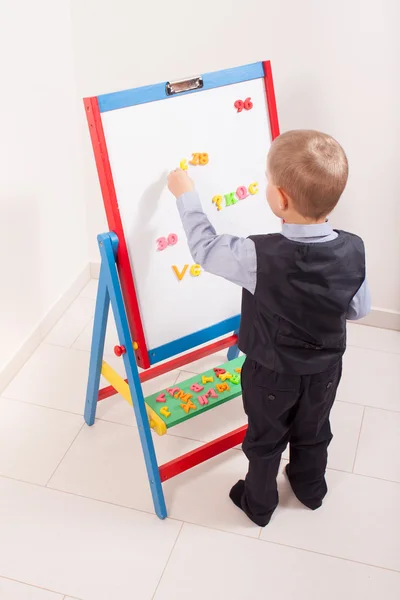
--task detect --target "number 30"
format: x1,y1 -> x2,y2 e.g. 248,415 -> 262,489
156,233 -> 178,251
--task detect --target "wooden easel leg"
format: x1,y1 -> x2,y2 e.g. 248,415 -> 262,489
84,262 -> 110,426
98,232 -> 167,519
227,329 -> 240,360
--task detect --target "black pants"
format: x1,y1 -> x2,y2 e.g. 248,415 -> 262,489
240,358 -> 342,526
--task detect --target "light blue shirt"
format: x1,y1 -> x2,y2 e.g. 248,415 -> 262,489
177,191 -> 370,320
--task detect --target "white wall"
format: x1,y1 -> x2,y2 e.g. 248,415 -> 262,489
71,0 -> 400,314
0,1 -> 88,373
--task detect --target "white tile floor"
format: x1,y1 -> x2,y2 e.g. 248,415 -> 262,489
0,279 -> 399,599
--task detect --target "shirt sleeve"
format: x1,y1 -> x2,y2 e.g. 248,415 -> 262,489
346,279 -> 371,320
176,191 -> 257,294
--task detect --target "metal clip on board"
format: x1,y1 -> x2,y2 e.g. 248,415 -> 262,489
166,76 -> 203,96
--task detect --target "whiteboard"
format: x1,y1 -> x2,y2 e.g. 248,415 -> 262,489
100,74 -> 280,352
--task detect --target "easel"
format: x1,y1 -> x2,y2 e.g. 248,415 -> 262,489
83,60 -> 280,519
84,230 -> 247,519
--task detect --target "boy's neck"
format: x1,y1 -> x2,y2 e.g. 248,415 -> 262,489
283,216 -> 327,226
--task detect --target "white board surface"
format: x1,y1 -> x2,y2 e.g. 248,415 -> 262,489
102,77 -> 280,350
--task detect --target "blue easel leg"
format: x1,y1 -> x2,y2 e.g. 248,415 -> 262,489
227,329 -> 240,361
98,232 -> 167,520
84,263 -> 110,426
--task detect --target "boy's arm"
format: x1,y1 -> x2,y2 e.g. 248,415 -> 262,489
346,279 -> 371,320
177,191 -> 257,294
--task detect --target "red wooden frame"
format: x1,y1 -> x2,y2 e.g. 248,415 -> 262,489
84,98 -> 150,368
84,60 -> 280,371
159,425 -> 247,481
263,61 -> 280,140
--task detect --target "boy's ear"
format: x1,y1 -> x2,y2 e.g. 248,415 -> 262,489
277,188 -> 289,211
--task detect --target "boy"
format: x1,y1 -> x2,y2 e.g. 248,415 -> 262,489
167,130 -> 370,527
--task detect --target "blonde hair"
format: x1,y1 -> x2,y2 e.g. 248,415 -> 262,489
268,130 -> 348,219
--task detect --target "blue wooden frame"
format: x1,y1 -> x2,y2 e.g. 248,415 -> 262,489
84,232 -> 167,519
147,316 -> 240,364
98,62 -> 264,113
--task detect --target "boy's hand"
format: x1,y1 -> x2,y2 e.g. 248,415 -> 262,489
168,169 -> 194,198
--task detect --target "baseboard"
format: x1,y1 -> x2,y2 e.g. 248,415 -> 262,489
358,307 -> 400,331
90,261 -> 100,279
0,326 -> 43,395
0,264 -> 91,394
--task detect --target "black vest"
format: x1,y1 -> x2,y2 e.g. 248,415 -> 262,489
238,231 -> 365,375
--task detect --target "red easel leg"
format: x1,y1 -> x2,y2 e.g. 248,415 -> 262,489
159,424 -> 247,482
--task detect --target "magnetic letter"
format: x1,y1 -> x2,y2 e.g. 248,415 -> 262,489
236,186 -> 249,200
197,395 -> 209,406
190,264 -> 201,277
248,182 -> 259,195
181,400 -> 197,413
156,393 -> 166,403
190,383 -> 204,392
160,406 -> 171,417
180,159 -> 188,170
205,388 -> 218,399
216,383 -> 230,393
202,375 -> 214,385
214,368 -> 226,376
175,390 -> 193,403
172,264 -> 189,281
212,195 -> 223,211
225,192 -> 237,207
219,372 -> 232,382
230,374 -> 241,385
167,387 -> 180,397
